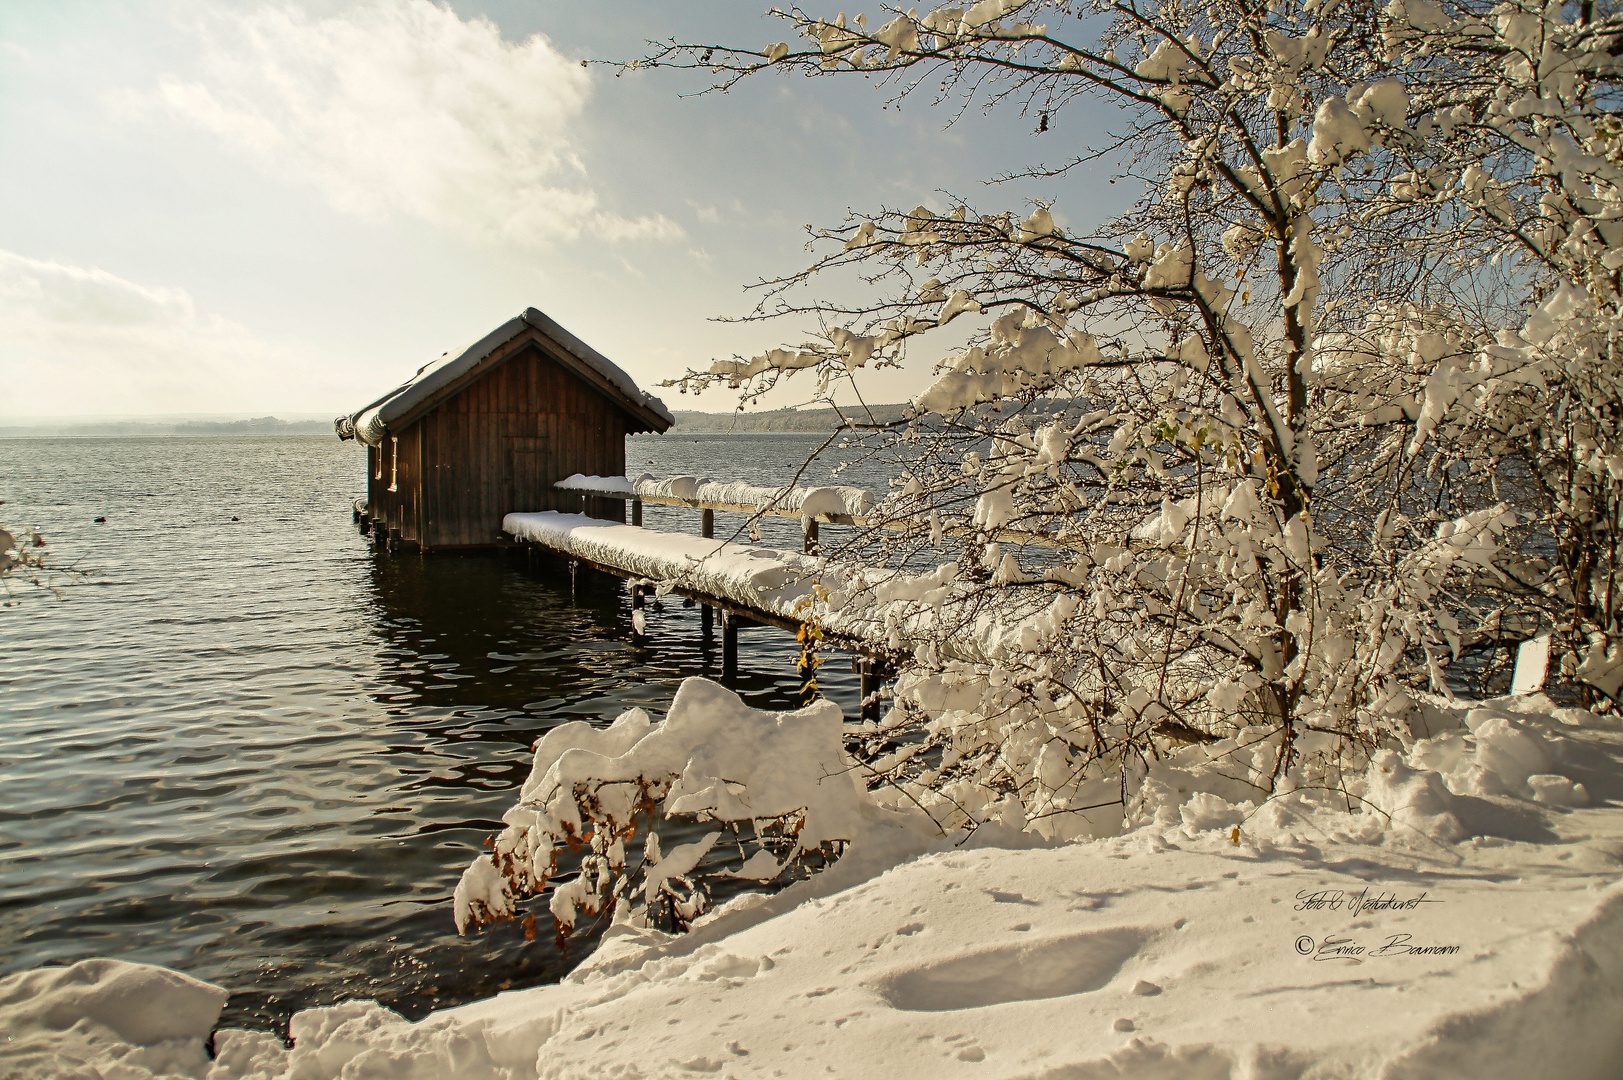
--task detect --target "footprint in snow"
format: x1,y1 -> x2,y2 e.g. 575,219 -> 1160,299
1132,980 -> 1163,996
987,890 -> 1038,905
896,922 -> 925,936
878,927 -> 1148,1012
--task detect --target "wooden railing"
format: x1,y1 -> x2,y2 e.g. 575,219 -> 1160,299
552,480 -> 1092,555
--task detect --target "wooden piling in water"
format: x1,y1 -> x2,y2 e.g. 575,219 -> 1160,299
503,529 -> 902,723
701,508 -> 715,638
858,657 -> 884,723
722,610 -> 740,682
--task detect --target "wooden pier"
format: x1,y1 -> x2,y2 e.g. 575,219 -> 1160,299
355,486 -> 892,719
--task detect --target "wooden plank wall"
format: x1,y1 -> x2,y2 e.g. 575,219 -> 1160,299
365,428 -> 423,542
415,343 -> 630,549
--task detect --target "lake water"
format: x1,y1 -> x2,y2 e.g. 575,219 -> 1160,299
0,431 -> 885,1033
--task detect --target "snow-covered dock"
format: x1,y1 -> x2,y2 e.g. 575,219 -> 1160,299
503,510 -> 847,639
502,508 -> 892,705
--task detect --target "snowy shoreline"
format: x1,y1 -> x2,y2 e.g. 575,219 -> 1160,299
4,688 -> 1621,1080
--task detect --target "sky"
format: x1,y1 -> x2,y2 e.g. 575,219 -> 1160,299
0,0 -> 1133,419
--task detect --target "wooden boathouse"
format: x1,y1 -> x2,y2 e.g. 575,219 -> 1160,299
336,308 -> 673,551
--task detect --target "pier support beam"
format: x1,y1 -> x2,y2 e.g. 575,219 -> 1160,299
852,655 -> 892,722
803,517 -> 819,555
631,583 -> 648,643
722,610 -> 740,683
632,499 -> 643,527
701,509 -> 715,638
858,657 -> 884,723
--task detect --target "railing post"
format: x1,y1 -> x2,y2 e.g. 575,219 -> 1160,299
803,517 -> 819,555
632,498 -> 642,527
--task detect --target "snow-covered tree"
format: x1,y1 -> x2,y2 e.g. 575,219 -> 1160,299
641,0 -> 1623,727
457,0 -> 1623,943
1359,0 -> 1623,702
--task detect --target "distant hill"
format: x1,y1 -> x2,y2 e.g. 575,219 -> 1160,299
0,416 -> 334,437
668,404 -> 912,432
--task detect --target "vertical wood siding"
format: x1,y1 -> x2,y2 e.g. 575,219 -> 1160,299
408,341 -> 632,549
365,429 -> 422,541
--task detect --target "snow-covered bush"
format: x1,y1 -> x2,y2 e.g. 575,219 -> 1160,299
455,678 -> 876,939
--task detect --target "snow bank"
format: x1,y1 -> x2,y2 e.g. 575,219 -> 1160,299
11,693 -> 1622,1080
0,959 -> 227,1080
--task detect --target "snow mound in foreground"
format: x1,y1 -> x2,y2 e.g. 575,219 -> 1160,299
6,692 -> 1622,1080
0,959 -> 226,1079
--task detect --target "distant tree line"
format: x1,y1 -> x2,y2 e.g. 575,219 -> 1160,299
0,417 -> 332,437
667,404 -> 912,432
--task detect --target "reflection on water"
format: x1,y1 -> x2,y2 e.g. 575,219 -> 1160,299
0,432 -> 874,1033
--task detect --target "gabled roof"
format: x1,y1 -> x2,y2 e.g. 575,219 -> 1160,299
334,308 -> 674,445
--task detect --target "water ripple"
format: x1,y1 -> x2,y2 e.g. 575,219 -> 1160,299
0,432 -> 874,1033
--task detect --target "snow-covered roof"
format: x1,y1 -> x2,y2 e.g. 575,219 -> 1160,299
334,308 -> 674,446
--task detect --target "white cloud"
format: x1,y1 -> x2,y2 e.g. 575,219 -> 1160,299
118,0 -> 678,246
0,250 -> 350,415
